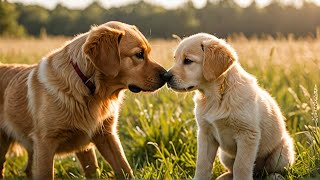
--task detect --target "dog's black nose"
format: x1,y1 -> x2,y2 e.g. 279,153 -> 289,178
160,72 -> 173,82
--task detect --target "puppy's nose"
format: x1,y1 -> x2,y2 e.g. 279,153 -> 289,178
160,72 -> 173,82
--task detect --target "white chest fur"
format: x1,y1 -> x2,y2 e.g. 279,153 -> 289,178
196,107 -> 238,157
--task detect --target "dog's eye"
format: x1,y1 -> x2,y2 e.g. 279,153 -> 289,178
135,51 -> 144,59
183,58 -> 193,65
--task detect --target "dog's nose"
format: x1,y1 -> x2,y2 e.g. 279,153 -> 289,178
160,72 -> 173,82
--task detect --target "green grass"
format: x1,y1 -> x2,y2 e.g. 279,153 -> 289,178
1,37 -> 320,179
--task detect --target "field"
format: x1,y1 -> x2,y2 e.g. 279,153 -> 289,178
0,36 -> 319,179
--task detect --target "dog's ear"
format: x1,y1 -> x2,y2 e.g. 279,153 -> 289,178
201,40 -> 236,81
83,26 -> 125,77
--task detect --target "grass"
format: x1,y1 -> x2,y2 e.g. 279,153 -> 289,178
0,36 -> 319,179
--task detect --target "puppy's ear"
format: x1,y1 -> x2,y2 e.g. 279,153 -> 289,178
83,26 -> 125,77
201,40 -> 236,81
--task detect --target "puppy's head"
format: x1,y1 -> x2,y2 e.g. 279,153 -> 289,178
167,33 -> 237,92
83,21 -> 167,93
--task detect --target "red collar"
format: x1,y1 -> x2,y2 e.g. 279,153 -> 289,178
70,61 -> 96,94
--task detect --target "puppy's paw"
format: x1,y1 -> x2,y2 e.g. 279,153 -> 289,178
216,172 -> 233,180
269,173 -> 285,180
193,175 -> 212,180
193,177 -> 209,180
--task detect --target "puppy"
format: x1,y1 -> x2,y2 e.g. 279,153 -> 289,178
0,21 -> 167,179
166,33 -> 295,180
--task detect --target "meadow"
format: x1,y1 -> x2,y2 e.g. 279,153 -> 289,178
0,35 -> 319,179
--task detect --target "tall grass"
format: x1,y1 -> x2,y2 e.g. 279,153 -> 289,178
0,36 -> 319,179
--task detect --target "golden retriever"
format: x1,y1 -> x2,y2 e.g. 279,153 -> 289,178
0,21 -> 167,179
165,33 -> 295,180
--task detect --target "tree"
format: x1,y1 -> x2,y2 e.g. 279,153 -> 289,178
16,3 -> 49,36
46,4 -> 79,36
0,1 -> 25,37
73,1 -> 106,33
2,0 -> 320,38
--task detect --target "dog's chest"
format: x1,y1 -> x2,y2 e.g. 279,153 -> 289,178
56,129 -> 92,153
211,120 -> 237,157
196,95 -> 237,156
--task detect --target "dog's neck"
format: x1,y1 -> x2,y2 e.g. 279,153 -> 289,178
197,69 -> 231,101
197,63 -> 253,102
46,33 -> 125,100
67,33 -> 95,80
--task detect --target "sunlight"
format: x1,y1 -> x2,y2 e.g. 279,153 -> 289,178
7,0 -> 320,9
314,0 -> 320,5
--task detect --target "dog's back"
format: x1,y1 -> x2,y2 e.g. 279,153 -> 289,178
0,64 -> 35,99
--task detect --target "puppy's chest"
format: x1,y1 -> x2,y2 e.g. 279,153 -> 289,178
210,120 -> 238,157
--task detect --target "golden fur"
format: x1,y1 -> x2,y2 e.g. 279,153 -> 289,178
167,33 -> 295,180
0,21 -> 166,179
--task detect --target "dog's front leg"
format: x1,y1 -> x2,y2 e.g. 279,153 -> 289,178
233,131 -> 260,180
76,147 -> 99,178
194,126 -> 219,180
93,122 -> 133,179
32,137 -> 57,180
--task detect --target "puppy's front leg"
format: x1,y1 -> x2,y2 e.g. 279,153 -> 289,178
194,126 -> 219,180
233,131 -> 260,180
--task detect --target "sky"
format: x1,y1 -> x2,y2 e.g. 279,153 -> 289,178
7,0 -> 320,9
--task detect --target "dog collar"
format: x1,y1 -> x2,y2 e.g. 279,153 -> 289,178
70,61 -> 96,94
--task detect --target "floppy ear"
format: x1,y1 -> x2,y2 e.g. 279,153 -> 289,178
202,40 -> 236,81
83,26 -> 125,77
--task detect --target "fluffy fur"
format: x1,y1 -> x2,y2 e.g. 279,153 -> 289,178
0,21 -> 166,179
167,33 -> 295,180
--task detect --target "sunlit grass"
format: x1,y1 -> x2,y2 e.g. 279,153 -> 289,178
0,36 -> 319,179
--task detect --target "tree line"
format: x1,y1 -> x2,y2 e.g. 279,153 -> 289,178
1,0 -> 320,38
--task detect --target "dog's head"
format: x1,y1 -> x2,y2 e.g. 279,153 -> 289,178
83,21 -> 167,93
166,33 -> 237,92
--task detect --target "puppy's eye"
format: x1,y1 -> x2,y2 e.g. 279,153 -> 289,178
135,51 -> 144,59
183,58 -> 193,65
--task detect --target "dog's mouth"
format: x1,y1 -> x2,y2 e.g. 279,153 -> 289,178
128,81 -> 166,93
128,85 -> 143,93
167,84 -> 195,92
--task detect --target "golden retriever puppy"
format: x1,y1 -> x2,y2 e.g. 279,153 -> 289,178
165,33 -> 295,180
0,21 -> 167,179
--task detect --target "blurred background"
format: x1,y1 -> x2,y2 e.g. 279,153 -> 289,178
1,0 -> 320,38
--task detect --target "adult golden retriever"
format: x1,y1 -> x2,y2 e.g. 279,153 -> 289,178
0,21 -> 167,179
165,33 -> 295,180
